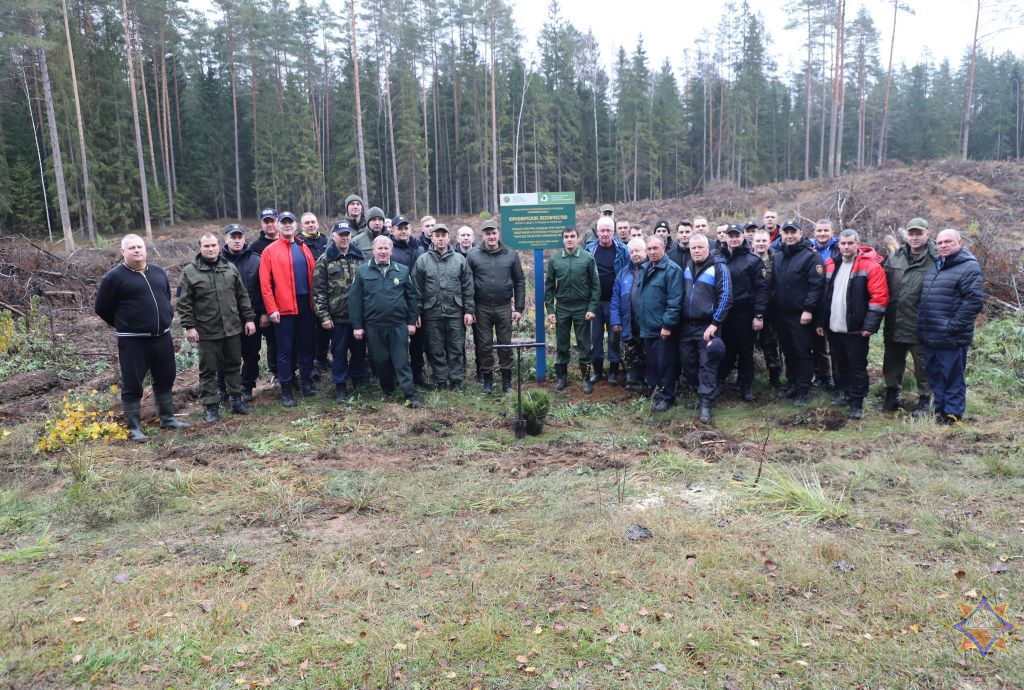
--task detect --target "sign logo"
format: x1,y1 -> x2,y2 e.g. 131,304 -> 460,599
951,594 -> 1017,659
539,194 -> 549,202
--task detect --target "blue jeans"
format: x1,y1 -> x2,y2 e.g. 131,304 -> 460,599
591,300 -> 621,363
330,323 -> 367,385
276,300 -> 316,385
924,345 -> 968,418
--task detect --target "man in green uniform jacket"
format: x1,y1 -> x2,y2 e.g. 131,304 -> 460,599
177,232 -> 256,423
882,217 -> 938,414
349,235 -> 423,408
544,227 -> 601,393
413,224 -> 476,390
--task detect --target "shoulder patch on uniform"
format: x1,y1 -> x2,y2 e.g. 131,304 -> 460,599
815,264 -> 824,275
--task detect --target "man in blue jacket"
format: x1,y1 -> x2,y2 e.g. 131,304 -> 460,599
916,229 -> 985,424
611,238 -> 649,392
679,234 -> 732,423
634,236 -> 683,412
585,217 -> 630,385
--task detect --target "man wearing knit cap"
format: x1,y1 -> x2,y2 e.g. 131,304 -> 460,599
353,206 -> 388,255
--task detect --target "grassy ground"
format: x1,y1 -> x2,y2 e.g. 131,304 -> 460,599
2,362 -> 1022,689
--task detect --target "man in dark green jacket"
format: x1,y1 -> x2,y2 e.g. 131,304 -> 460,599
413,224 -> 476,390
313,221 -> 367,403
349,235 -> 423,408
545,227 -> 600,393
467,220 -> 525,394
882,218 -> 938,414
177,232 -> 256,422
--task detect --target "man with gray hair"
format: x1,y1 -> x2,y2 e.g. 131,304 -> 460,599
916,229 -> 985,424
585,215 -> 629,385
815,229 -> 888,420
95,234 -> 191,441
634,235 -> 684,411
610,237 -> 650,391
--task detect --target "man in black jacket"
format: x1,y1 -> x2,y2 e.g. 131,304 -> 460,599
917,229 -> 985,424
679,234 -> 732,423
718,225 -> 768,402
467,221 -> 525,393
220,224 -> 264,402
251,208 -> 279,255
250,208 -> 279,378
390,216 -> 430,388
769,220 -> 825,405
94,234 -> 191,441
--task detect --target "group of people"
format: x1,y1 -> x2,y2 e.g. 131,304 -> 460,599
547,207 -> 985,425
93,198 -> 985,441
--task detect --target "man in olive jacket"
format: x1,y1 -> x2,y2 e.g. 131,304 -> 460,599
313,221 -> 367,403
413,224 -> 476,389
467,220 -> 525,394
349,235 -> 423,408
881,218 -> 938,414
177,232 -> 256,422
544,227 -> 601,393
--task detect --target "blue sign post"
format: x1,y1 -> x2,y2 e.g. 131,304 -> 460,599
499,192 -> 577,383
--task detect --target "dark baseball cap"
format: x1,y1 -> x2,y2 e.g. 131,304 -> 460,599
781,219 -> 802,231
331,221 -> 352,235
260,208 -> 277,220
600,204 -> 614,214
393,215 -> 410,227
726,224 -> 743,235
277,211 -> 297,223
432,223 -> 450,234
224,224 -> 246,236
745,220 -> 761,230
481,220 -> 499,232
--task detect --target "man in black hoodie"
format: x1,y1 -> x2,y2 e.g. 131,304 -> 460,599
220,224 -> 264,402
769,220 -> 826,405
718,225 -> 769,402
390,215 -> 430,388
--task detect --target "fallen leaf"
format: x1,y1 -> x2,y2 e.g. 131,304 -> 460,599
161,611 -> 176,619
198,601 -> 214,614
748,638 -> 760,647
547,681 -> 560,689
638,608 -> 649,616
342,637 -> 356,645
618,623 -> 630,633
523,666 -> 537,674
140,664 -> 159,673
533,625 -> 542,635
863,633 -> 873,640
763,559 -> 779,572
990,562 -> 1010,574
445,671 -> 457,679
649,663 -> 668,672
70,616 -> 87,625
795,660 -> 809,667
516,655 -> 529,664
554,622 -> 566,631
286,594 -> 297,605
413,620 -> 425,631
288,618 -> 305,629
199,655 -> 213,666
113,573 -> 130,584
909,624 -> 920,633
71,654 -> 83,664
954,570 -> 966,580
834,560 -> 855,573
965,589 -> 978,599
605,634 -> 619,644
393,642 -> 407,651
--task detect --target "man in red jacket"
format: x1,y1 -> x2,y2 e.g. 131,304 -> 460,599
259,211 -> 318,406
816,229 -> 889,420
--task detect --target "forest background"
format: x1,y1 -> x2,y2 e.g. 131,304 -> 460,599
0,0 -> 1022,251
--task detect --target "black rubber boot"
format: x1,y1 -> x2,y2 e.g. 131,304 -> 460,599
589,359 -> 604,384
156,392 -> 191,430
555,364 -> 568,391
740,387 -> 755,402
768,367 -> 782,388
229,395 -> 251,415
848,398 -> 864,420
205,404 -> 220,424
482,372 -> 493,394
280,382 -> 297,407
406,395 -> 423,409
822,374 -> 838,393
698,399 -> 713,425
581,365 -> 594,394
912,395 -> 931,418
241,388 -> 255,403
413,371 -> 433,390
334,383 -> 348,404
123,401 -> 149,442
607,362 -> 620,385
882,387 -> 900,412
501,369 -> 513,394
299,379 -> 318,397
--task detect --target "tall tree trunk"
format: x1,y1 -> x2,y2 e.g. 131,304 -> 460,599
229,42 -> 242,220
878,0 -> 897,165
121,0 -> 152,241
160,44 -> 177,204
62,0 -> 95,240
803,6 -> 813,180
349,0 -> 368,203
422,80 -> 430,214
32,11 -> 75,252
827,0 -> 844,177
383,53 -> 400,216
138,33 -> 159,187
856,49 -> 866,168
961,0 -> 981,160
489,16 -> 498,214
16,55 -> 54,242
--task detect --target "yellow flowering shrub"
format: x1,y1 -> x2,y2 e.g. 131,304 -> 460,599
38,392 -> 128,453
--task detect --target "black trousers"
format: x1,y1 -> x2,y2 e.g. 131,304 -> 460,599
680,333 -> 724,400
827,331 -> 870,401
276,300 -> 316,386
775,312 -> 814,393
409,327 -> 427,378
218,328 -> 261,393
117,332 -> 176,405
720,311 -> 756,389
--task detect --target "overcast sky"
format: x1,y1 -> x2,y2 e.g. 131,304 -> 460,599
512,0 -> 1022,78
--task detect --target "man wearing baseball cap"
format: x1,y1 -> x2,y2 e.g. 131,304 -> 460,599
220,224 -> 264,403
389,215 -> 430,388
251,208 -> 279,255
258,211 -> 318,406
313,221 -> 367,402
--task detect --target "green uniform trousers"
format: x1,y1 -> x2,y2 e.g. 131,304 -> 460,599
424,316 -> 466,385
555,307 -> 592,366
474,303 -> 513,372
883,340 -> 930,395
199,335 -> 242,405
365,326 -> 415,398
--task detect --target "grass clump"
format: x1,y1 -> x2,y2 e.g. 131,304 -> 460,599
324,471 -> 388,514
746,466 -> 848,524
966,313 -> 1024,398
55,468 -> 174,528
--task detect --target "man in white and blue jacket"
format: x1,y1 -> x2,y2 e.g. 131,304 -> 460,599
610,238 -> 650,392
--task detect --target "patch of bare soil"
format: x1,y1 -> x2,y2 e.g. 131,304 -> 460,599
779,408 -> 848,431
490,439 -> 642,478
